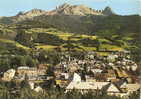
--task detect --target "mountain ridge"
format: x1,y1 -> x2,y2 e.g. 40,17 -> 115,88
0,4 -> 115,24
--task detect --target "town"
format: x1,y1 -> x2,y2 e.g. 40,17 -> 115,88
1,50 -> 140,98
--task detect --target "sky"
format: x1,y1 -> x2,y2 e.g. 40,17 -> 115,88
0,0 -> 141,16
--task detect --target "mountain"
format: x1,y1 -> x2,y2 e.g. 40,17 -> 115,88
0,4 -> 115,24
14,3 -> 114,17
0,4 -> 140,34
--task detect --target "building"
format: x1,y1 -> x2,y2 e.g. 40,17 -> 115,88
66,81 -> 110,92
15,66 -> 47,81
105,70 -> 117,82
2,69 -> 16,81
121,84 -> 141,94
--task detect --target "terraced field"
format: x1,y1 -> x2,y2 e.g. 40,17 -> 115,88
0,38 -> 30,50
26,28 -> 124,52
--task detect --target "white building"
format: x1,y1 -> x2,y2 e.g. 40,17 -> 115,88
2,69 -> 16,81
72,73 -> 81,82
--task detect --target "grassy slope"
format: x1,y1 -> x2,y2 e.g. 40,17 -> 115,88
0,26 -> 131,55
27,28 -> 124,52
0,38 -> 30,50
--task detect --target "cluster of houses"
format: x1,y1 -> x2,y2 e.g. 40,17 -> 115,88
2,64 -> 48,81
66,73 -> 140,98
1,51 -> 141,98
53,51 -> 140,98
55,51 -> 140,84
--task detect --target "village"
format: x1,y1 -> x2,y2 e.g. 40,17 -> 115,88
1,51 -> 141,98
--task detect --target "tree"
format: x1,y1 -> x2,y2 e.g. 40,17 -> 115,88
20,75 -> 30,89
15,29 -> 33,47
46,66 -> 55,77
24,55 -> 37,67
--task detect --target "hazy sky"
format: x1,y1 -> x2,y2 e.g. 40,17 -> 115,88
0,0 -> 141,16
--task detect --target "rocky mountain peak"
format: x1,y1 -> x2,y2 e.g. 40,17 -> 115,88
13,9 -> 47,22
102,6 -> 114,15
58,3 -> 71,9
25,9 -> 46,15
55,3 -> 103,16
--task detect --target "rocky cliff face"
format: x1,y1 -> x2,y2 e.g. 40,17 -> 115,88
12,9 -> 47,22
51,3 -> 103,16
102,7 -> 115,16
